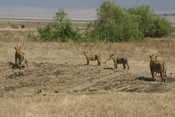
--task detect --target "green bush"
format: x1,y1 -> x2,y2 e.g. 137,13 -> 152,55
87,16 -> 143,42
150,17 -> 173,37
37,10 -> 81,41
128,6 -> 173,37
36,2 -> 173,42
86,2 -> 143,42
86,2 -> 173,42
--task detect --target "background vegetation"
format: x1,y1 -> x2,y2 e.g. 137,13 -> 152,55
37,10 -> 81,41
36,2 -> 173,42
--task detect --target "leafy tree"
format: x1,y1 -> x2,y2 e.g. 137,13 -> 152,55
128,6 -> 173,37
37,9 -> 81,41
86,1 -> 143,42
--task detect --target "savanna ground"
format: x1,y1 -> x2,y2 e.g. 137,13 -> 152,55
1,28 -> 175,117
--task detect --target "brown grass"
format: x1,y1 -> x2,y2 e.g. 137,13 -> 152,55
0,93 -> 175,117
0,30 -> 175,116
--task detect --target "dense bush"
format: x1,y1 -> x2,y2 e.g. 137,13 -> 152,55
86,2 -> 173,42
87,15 -> 143,42
128,6 -> 173,37
37,10 -> 81,41
149,17 -> 173,37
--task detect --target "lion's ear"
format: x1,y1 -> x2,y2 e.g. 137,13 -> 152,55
150,54 -> 154,57
149,55 -> 153,59
110,54 -> 114,57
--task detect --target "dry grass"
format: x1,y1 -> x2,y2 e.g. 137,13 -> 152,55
0,93 -> 175,117
1,36 -> 175,78
1,30 -> 175,116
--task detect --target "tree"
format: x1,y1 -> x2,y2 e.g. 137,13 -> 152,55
86,1 -> 143,42
128,6 -> 173,37
37,9 -> 81,41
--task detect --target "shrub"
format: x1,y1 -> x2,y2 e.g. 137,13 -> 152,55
36,2 -> 173,42
37,10 -> 81,41
86,2 -> 143,42
149,17 -> 173,37
128,6 -> 173,37
86,2 -> 172,42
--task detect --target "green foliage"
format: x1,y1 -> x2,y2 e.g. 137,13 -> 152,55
86,1 -> 143,42
36,2 -> 173,42
149,17 -> 173,37
87,15 -> 143,42
86,2 -> 172,42
97,1 -> 125,20
128,6 -> 173,37
37,10 -> 81,41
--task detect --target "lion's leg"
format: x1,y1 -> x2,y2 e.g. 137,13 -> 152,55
86,60 -> 89,65
126,62 -> 129,70
85,57 -> 89,65
160,72 -> 165,82
97,58 -> 101,66
164,66 -> 167,77
15,55 -> 18,65
114,63 -> 117,69
123,63 -> 126,69
24,59 -> 29,68
164,71 -> 167,78
19,57 -> 23,65
15,56 -> 21,66
151,71 -> 155,80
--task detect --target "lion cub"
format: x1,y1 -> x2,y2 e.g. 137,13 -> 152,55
83,51 -> 101,66
14,46 -> 28,68
149,55 -> 167,82
107,54 -> 129,70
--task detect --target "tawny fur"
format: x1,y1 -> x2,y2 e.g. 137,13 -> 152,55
149,55 -> 167,82
108,54 -> 129,70
15,46 -> 28,68
83,51 -> 101,66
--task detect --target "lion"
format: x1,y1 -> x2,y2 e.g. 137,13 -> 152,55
149,55 -> 167,82
155,56 -> 167,76
14,46 -> 28,69
83,51 -> 101,66
107,54 -> 129,70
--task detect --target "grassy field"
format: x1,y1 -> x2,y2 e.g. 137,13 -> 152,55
0,93 -> 175,117
0,29 -> 175,116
